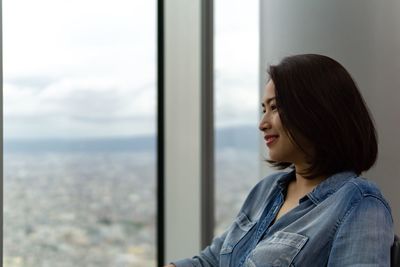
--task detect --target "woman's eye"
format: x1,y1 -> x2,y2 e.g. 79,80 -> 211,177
270,105 -> 277,111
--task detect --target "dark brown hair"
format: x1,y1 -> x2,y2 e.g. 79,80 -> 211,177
266,54 -> 378,179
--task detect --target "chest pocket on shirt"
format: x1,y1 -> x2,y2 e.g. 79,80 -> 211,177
246,231 -> 308,267
220,212 -> 256,254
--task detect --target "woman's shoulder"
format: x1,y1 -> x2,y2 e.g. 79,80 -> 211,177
339,175 -> 392,212
349,175 -> 384,194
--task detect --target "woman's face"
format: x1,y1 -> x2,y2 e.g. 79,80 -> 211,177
259,80 -> 311,165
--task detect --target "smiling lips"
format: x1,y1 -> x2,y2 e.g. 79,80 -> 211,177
265,135 -> 279,145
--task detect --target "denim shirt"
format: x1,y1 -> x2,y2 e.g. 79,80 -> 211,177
172,170 -> 394,267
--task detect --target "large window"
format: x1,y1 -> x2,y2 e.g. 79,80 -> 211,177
3,0 -> 156,266
214,0 -> 260,235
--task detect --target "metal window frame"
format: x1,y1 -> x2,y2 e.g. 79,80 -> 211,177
157,0 -> 165,264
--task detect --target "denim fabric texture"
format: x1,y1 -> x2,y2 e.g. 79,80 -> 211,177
172,170 -> 394,267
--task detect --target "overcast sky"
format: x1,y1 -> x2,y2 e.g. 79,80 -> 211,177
3,0 -> 259,139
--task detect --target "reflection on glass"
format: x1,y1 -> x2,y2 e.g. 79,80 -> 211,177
214,0 -> 260,235
3,0 -> 156,266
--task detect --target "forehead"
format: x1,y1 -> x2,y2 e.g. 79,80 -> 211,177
262,80 -> 276,103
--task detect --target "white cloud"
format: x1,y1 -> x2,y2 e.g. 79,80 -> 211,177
3,0 -> 156,138
4,76 -> 156,138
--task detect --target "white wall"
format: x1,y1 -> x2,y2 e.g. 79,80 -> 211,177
259,0 -> 400,233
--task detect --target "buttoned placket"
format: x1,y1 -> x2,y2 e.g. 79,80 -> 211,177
236,190 -> 285,267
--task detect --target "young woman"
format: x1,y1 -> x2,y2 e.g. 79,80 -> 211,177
167,54 -> 394,266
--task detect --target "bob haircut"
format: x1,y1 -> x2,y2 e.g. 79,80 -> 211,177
266,54 -> 378,179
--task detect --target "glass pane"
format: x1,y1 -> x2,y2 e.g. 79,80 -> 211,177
214,0 -> 260,235
3,0 -> 157,266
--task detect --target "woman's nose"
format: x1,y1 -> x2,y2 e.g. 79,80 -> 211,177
258,115 -> 271,131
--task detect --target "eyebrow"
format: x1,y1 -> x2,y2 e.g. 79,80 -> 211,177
261,97 -> 276,107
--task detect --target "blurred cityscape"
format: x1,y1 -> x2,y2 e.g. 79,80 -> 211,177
4,151 -> 156,267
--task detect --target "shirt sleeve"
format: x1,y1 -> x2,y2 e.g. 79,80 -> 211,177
327,196 -> 394,266
170,229 -> 228,267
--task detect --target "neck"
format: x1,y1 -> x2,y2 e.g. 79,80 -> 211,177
291,165 -> 326,195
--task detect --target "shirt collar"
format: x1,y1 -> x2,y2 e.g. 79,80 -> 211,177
307,170 -> 357,204
276,169 -> 358,205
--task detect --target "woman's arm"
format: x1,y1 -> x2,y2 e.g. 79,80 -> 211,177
327,196 -> 394,266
